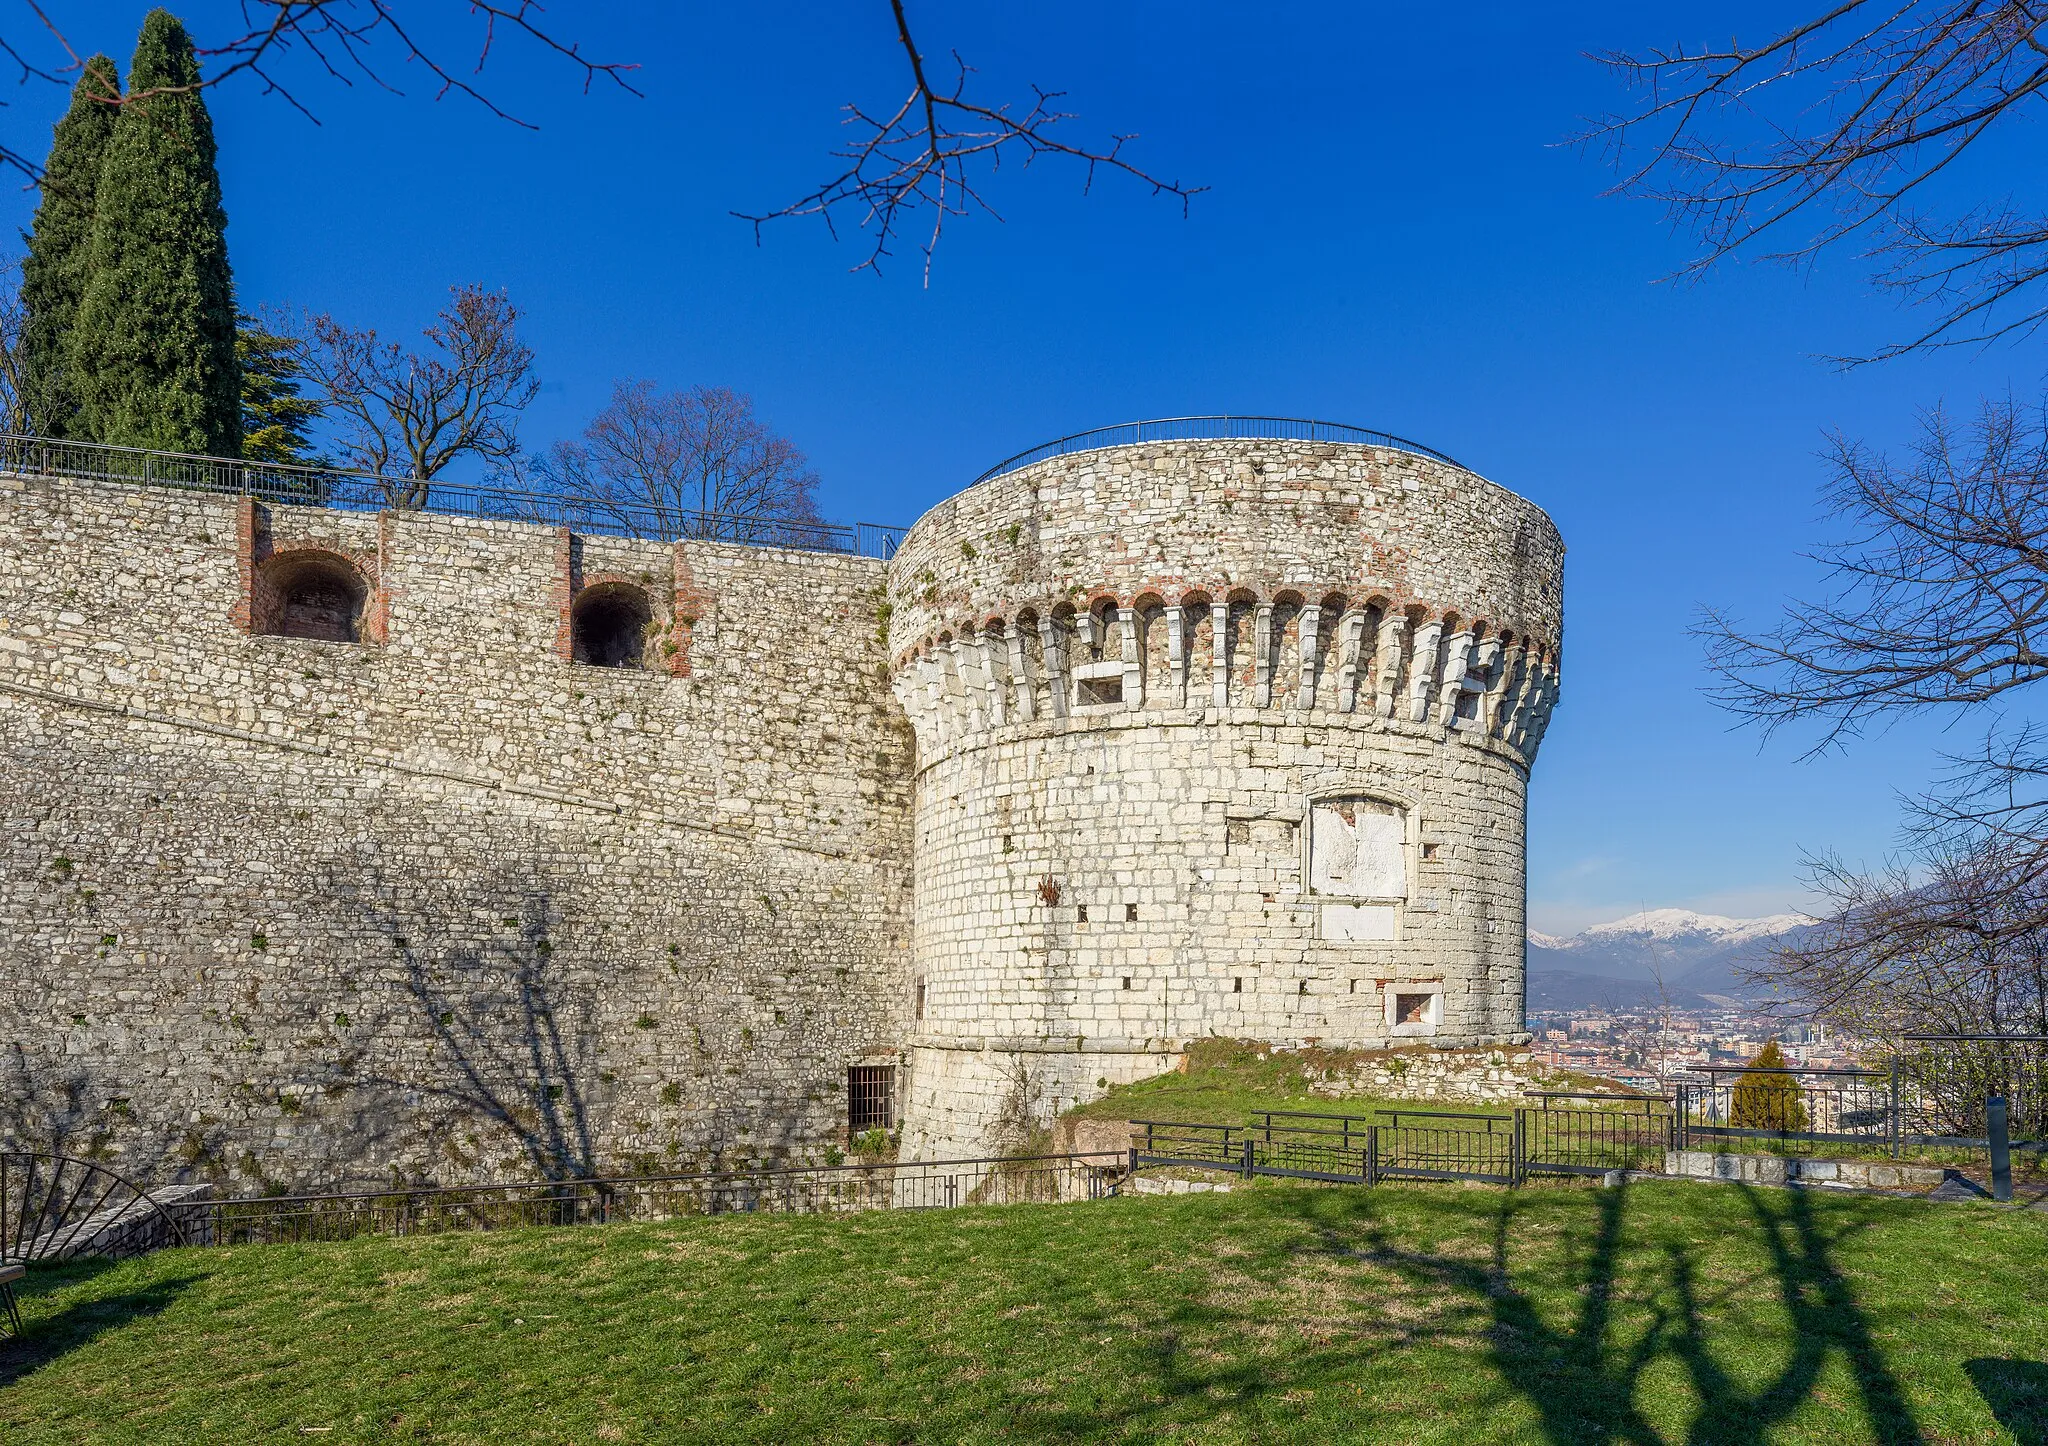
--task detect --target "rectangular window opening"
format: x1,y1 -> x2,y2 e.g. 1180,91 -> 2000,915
914,978 -> 926,1021
1077,904 -> 1089,923
1397,993 -> 1431,1026
1124,903 -> 1138,922
1121,976 -> 1132,991
847,1065 -> 894,1132
1232,977 -> 1243,993
1077,675 -> 1124,707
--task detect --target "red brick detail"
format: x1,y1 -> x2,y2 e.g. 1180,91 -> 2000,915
669,545 -> 717,678
230,497 -> 258,634
368,512 -> 395,645
552,528 -> 575,663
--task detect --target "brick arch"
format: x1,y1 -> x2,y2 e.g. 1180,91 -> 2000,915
571,579 -> 656,668
251,547 -> 373,644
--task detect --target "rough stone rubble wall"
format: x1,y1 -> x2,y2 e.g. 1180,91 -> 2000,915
0,473 -> 913,1190
885,441 -> 1563,1160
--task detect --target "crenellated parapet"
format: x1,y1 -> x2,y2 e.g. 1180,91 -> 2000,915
887,589 -> 1560,764
884,436 -> 1563,768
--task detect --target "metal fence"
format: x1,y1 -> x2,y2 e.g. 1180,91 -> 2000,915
1129,1096 -> 1671,1188
1675,1068 -> 1897,1156
185,1152 -> 1126,1248
1673,1038 -> 2048,1157
1897,1034 -> 2048,1143
970,416 -> 1469,484
0,432 -> 907,560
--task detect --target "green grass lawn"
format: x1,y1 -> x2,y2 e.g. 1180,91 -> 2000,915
3,1180 -> 2045,1443
1065,1037 -> 1606,1126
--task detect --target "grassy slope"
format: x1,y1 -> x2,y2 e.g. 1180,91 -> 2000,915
1065,1039 -> 1610,1126
3,1182 -> 2045,1444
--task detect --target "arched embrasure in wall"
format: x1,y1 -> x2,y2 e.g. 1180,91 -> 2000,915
882,435 -> 1565,1161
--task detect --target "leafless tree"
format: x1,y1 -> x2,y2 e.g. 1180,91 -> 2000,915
1699,399 -> 2048,902
1701,399 -> 2048,746
532,381 -> 823,538
291,283 -> 538,508
1755,846 -> 2048,1042
1593,2 -> 2048,360
0,253 -> 27,433
735,0 -> 1200,280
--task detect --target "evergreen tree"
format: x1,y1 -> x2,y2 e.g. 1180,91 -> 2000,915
18,54 -> 121,438
1729,1040 -> 1809,1133
72,11 -> 239,455
237,316 -> 323,465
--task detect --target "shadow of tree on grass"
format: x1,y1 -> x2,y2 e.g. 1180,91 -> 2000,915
991,1184 -> 1933,1444
1966,1358 -> 2048,1446
0,1258 -> 199,1388
1351,1183 -> 1924,1446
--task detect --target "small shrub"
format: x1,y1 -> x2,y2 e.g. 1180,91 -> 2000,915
250,932 -> 268,951
659,1082 -> 682,1105
635,1012 -> 658,1030
1731,1041 -> 1809,1132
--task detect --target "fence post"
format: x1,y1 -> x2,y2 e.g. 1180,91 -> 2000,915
1890,1060 -> 1903,1160
1513,1108 -> 1527,1187
1988,1096 -> 2013,1203
1241,1137 -> 1254,1180
1366,1125 -> 1379,1188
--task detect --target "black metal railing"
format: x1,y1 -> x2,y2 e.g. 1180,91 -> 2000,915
1130,1101 -> 1671,1189
2,1153 -> 188,1263
971,416 -> 1469,484
1897,1034 -> 2048,1143
1673,1040 -> 2048,1157
186,1152 -> 1126,1247
1675,1067 -> 1897,1156
0,432 -> 907,560
1521,1093 -> 1676,1176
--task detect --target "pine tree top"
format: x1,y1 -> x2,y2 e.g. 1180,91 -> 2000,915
1747,1040 -> 1791,1072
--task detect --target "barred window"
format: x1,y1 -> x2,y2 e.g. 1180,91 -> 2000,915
848,1065 -> 894,1132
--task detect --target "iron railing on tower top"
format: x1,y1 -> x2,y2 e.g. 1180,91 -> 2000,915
0,432 -> 909,561
970,416 -> 1469,484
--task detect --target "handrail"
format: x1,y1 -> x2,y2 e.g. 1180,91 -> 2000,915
971,415 -> 1470,485
0,431 -> 908,561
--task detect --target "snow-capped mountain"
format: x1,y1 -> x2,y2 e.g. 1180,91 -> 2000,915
1525,908 -> 1815,1011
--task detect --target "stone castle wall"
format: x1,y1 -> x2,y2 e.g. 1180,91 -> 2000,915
885,441 -> 1562,1159
0,429 -> 1564,1184
0,472 -> 914,1190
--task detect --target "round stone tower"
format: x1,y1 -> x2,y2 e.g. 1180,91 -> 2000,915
884,422 -> 1564,1160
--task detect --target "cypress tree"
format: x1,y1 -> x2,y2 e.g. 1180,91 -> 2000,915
72,10 -> 240,455
18,54 -> 121,438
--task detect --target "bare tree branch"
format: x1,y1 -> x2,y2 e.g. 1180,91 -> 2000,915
1697,397 -> 2048,749
0,2 -> 640,180
1590,2 -> 2048,360
0,252 -> 29,433
288,283 -> 538,508
737,0 -> 1202,280
1751,845 -> 2048,1036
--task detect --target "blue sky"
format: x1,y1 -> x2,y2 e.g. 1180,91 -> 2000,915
9,3 -> 2036,934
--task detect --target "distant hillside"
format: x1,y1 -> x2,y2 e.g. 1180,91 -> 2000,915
1526,908 -> 1814,1012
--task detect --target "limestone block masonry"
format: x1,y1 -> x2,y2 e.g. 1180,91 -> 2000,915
885,438 -> 1563,1160
0,428 -> 1562,1186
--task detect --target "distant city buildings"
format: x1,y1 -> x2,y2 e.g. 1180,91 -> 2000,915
1528,999 -> 1855,1090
